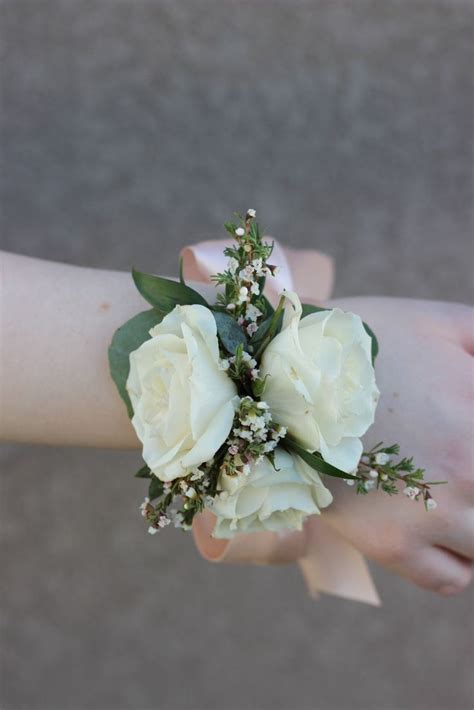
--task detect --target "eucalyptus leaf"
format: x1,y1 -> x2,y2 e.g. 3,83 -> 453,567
213,311 -> 248,354
363,321 -> 379,364
249,315 -> 273,351
108,308 -> 164,418
259,294 -> 275,318
135,464 -> 152,479
148,476 -> 164,501
301,303 -> 327,317
285,437 -> 360,480
132,268 -> 208,313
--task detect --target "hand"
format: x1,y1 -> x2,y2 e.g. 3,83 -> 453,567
321,296 -> 474,596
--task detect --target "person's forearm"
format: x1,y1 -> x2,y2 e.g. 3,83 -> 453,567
0,251 -> 214,448
3,251 -> 468,452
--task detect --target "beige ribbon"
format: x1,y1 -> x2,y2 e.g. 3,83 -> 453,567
182,238 -> 380,606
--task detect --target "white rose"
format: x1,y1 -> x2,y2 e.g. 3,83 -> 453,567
126,304 -> 238,481
260,292 -> 379,473
210,448 -> 333,538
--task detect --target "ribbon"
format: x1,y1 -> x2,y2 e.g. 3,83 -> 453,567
182,238 -> 380,606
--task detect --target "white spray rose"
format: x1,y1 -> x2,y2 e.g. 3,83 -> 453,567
210,448 -> 333,537
260,292 -> 379,473
126,305 -> 238,481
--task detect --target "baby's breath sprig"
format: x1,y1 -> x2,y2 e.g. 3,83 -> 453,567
140,462 -> 217,534
212,209 -> 277,336
224,396 -> 287,473
219,343 -> 269,399
346,443 -> 445,510
137,209 -> 286,534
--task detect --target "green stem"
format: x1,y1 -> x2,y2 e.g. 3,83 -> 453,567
254,295 -> 286,361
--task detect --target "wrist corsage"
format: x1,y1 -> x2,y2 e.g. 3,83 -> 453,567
109,210 -> 444,537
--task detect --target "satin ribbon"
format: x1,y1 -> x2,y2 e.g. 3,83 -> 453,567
182,238 -> 380,606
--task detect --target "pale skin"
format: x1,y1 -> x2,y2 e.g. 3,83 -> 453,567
1,250 -> 473,595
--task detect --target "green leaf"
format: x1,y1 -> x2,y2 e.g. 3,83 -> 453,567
213,311 -> 248,354
108,308 -> 164,418
363,321 -> 379,364
135,464 -> 152,478
251,374 -> 269,397
253,295 -> 285,360
285,437 -> 360,480
148,476 -> 164,501
249,315 -> 273,352
132,268 -> 208,313
301,303 -> 327,317
259,295 -> 275,318
224,221 -> 238,236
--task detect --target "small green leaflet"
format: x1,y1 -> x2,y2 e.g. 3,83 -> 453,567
224,221 -> 238,236
135,464 -> 152,479
285,437 -> 360,480
249,315 -> 273,352
108,308 -> 164,418
213,311 -> 248,355
259,294 -> 275,318
132,268 -> 208,313
252,295 -> 285,359
301,303 -> 327,318
148,476 -> 164,501
302,303 -> 379,364
362,322 -> 379,364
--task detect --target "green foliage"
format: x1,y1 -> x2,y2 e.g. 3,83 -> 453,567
148,476 -> 164,501
356,442 -> 445,504
135,464 -> 152,478
253,295 -> 286,360
378,443 -> 400,456
224,221 -> 238,236
108,309 -> 164,418
251,374 -> 269,397
213,311 -> 248,354
363,322 -> 379,364
258,294 -> 275,318
301,303 -> 327,317
380,480 -> 398,495
285,437 -> 360,480
132,268 -> 208,313
249,315 -> 273,352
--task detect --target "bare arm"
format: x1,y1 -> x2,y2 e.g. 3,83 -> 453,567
0,251 -> 214,448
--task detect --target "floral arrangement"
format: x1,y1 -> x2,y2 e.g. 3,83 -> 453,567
109,210 -> 443,537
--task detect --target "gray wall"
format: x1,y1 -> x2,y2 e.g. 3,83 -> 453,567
1,1 -> 473,709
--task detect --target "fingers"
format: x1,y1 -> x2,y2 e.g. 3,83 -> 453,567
382,543 -> 473,596
429,509 -> 474,561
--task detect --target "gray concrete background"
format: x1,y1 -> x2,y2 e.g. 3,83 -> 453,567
0,1 -> 473,709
